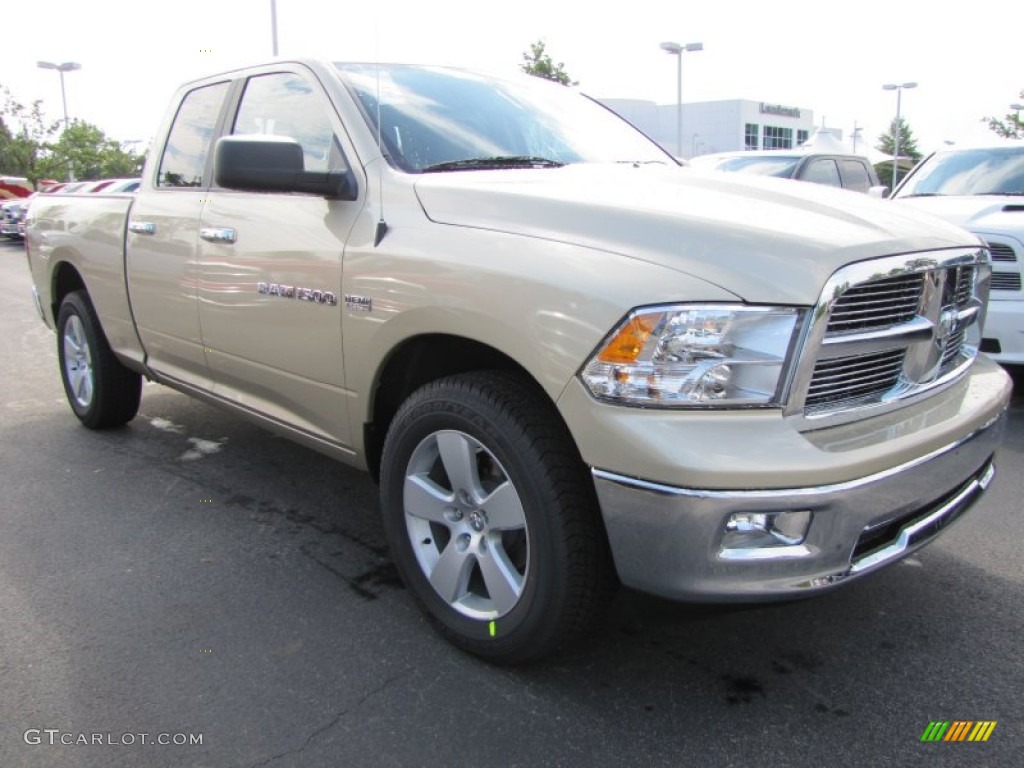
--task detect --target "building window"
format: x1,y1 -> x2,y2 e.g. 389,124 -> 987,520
763,125 -> 793,149
797,129 -> 809,146
744,123 -> 759,150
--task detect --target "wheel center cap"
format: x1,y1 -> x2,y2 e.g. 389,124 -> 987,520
468,510 -> 487,532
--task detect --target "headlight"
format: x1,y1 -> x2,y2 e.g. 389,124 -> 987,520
580,305 -> 803,407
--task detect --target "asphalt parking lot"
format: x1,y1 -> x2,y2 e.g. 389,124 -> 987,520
1,237 -> 1022,767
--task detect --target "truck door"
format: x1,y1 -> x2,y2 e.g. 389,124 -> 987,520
126,80 -> 232,388
196,68 -> 361,449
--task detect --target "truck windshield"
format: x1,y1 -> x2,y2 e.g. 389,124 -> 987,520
896,146 -> 1024,197
707,155 -> 802,178
335,64 -> 672,173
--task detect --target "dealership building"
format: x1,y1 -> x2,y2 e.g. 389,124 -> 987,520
599,97 -> 821,158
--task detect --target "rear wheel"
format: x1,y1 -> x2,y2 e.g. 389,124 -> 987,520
57,291 -> 142,429
380,371 -> 614,663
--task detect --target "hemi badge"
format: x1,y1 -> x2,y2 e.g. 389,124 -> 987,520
345,295 -> 373,312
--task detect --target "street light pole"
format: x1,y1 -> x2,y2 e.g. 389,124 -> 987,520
37,60 -> 81,182
882,81 -> 917,190
660,40 -> 703,158
270,0 -> 279,56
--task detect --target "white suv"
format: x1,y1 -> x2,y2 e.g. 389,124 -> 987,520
892,141 -> 1024,366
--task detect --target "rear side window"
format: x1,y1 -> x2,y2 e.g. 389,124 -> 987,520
232,73 -> 346,174
838,159 -> 872,193
802,158 -> 841,187
157,82 -> 230,188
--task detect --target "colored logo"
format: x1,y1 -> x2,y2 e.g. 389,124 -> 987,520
921,721 -> 997,742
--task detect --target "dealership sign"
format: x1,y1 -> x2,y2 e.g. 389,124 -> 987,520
759,103 -> 801,118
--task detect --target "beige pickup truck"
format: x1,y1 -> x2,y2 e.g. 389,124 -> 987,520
25,60 -> 1011,663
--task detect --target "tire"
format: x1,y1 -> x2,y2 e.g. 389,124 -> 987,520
380,371 -> 614,663
56,290 -> 142,429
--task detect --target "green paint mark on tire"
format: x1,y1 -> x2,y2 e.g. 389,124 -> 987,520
489,620 -> 496,637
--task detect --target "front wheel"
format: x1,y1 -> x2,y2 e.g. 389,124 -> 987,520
56,291 -> 142,429
380,372 -> 614,663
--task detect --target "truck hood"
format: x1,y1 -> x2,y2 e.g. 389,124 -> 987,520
892,195 -> 1024,239
414,164 -> 978,305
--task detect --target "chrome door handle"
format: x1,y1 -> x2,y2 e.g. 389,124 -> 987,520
128,221 -> 156,235
200,227 -> 237,244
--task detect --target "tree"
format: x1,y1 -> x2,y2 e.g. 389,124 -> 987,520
982,90 -> 1024,139
876,117 -> 922,162
521,40 -> 578,86
0,85 -> 60,187
39,120 -> 144,181
1,83 -> 143,186
875,117 -> 922,187
0,116 -> 14,171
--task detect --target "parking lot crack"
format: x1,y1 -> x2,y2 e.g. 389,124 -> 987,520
246,669 -> 412,767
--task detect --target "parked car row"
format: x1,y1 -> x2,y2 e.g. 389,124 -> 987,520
40,178 -> 141,195
1,178 -> 141,241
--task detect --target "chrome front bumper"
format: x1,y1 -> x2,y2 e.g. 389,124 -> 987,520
592,408 -> 1007,601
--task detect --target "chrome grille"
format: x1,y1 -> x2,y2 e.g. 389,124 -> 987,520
991,272 -> 1021,291
805,350 -> 905,411
939,328 -> 967,372
790,249 -> 988,427
950,265 -> 974,306
987,242 -> 1016,262
826,274 -> 924,334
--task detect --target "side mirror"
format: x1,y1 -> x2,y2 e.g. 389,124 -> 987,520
867,185 -> 890,199
214,135 -> 355,200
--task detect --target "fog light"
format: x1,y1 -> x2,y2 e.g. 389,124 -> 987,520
723,510 -> 813,549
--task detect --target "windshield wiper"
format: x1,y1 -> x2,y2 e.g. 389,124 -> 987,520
899,193 -> 945,198
420,156 -> 565,173
975,191 -> 1024,196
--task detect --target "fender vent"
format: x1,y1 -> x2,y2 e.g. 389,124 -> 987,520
987,242 -> 1016,262
992,273 -> 1022,291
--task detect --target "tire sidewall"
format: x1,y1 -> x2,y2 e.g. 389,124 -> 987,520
57,293 -> 101,424
381,384 -> 570,657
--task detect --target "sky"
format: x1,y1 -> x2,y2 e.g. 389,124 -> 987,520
3,0 -> 1021,158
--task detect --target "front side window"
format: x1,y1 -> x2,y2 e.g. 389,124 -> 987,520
336,64 -> 672,172
157,82 -> 230,188
232,73 -> 346,174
